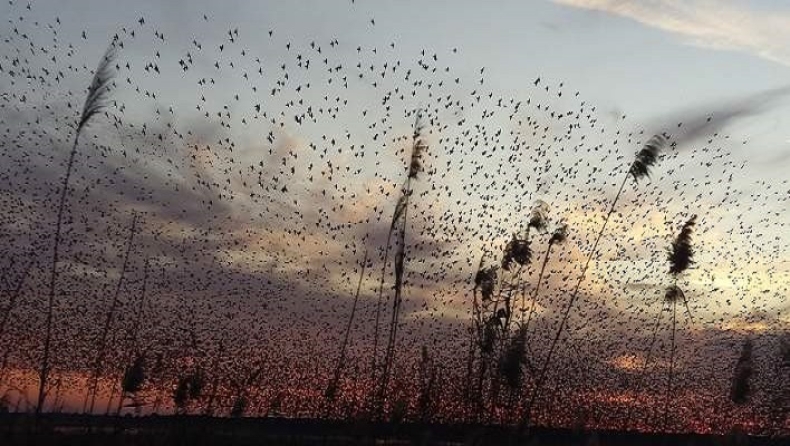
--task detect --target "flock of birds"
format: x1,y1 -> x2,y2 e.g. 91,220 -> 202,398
0,0 -> 788,435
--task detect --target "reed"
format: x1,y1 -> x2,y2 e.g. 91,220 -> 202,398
85,212 -> 138,414
37,41 -> 118,417
520,135 -> 667,431
325,246 -> 369,415
662,215 -> 697,430
374,111 -> 428,418
522,223 -> 567,333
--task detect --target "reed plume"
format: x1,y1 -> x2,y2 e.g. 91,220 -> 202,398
629,135 -> 665,182
502,234 -> 531,272
662,214 -> 698,429
503,200 -> 548,272
474,258 -> 497,303
527,200 -> 550,234
37,41 -> 118,417
668,215 -> 696,276
473,208 -> 552,423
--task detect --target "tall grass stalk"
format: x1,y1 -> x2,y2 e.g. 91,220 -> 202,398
374,112 -> 427,418
125,257 -> 150,362
520,135 -> 666,431
370,241 -> 393,402
470,255 -> 494,420
662,215 -> 697,430
116,256 -> 150,415
325,247 -> 368,415
664,294 -> 678,429
37,41 -> 118,417
85,212 -> 138,414
203,340 -> 225,416
619,298 -> 667,429
522,224 -> 567,337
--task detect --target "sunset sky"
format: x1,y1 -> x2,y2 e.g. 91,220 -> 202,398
0,0 -> 789,433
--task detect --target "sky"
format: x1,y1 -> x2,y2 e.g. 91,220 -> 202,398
0,0 -> 789,434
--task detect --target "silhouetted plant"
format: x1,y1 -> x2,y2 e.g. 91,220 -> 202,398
228,364 -> 263,418
498,327 -> 528,390
522,223 -> 567,330
112,256 -> 151,416
417,345 -> 437,423
86,213 -> 138,414
622,217 -> 697,430
230,395 -> 248,418
662,215 -> 697,429
629,136 -> 664,181
668,215 -> 696,276
481,317 -> 499,355
171,368 -> 205,414
521,135 -> 667,431
266,392 -> 283,417
375,111 -> 428,418
527,200 -> 550,235
730,338 -> 754,405
471,251 -> 509,420
116,353 -> 146,415
0,393 -> 9,414
173,376 -> 190,414
188,369 -> 205,400
37,41 -> 118,417
502,235 -> 531,272
325,247 -> 369,415
474,260 -> 497,303
469,205 -> 558,422
390,397 -> 408,424
121,354 -> 146,395
502,199 -> 547,272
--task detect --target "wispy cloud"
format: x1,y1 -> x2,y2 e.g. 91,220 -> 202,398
554,0 -> 790,66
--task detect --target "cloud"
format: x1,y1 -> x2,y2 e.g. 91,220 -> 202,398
642,86 -> 790,150
554,0 -> 790,66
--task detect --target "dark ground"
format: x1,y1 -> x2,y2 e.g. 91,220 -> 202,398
0,414 -> 786,446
